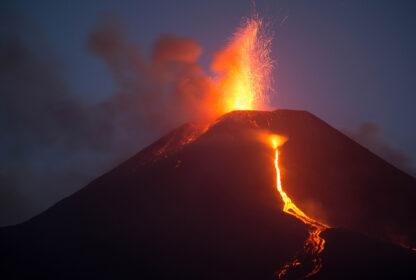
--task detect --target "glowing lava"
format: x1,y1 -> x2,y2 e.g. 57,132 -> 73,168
214,14 -> 330,278
212,15 -> 273,112
270,135 -> 330,279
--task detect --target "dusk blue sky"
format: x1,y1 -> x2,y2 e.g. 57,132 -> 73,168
1,0 -> 415,224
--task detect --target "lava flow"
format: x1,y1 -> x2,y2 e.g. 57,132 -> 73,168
270,135 -> 330,279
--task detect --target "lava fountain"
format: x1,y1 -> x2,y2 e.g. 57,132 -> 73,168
212,15 -> 273,113
270,135 -> 330,279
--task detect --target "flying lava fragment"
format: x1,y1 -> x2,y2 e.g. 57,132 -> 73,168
212,14 -> 273,113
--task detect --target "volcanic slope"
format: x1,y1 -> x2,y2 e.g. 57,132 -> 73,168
1,110 -> 415,279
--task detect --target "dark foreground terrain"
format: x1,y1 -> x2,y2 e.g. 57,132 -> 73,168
1,110 -> 415,279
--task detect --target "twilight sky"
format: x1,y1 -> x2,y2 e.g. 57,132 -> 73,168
1,0 -> 415,225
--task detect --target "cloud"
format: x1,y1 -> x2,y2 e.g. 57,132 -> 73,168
343,122 -> 415,176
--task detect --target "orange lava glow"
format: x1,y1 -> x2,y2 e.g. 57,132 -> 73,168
212,15 -> 273,112
209,14 -> 331,278
270,135 -> 330,279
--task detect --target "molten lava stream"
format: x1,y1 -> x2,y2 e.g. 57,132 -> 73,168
271,137 -> 330,279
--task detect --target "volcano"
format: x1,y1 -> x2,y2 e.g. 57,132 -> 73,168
1,110 -> 415,279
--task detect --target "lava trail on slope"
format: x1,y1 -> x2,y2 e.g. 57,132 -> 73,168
270,136 -> 330,279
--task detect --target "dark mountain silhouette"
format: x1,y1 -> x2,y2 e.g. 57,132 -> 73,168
1,110 -> 415,279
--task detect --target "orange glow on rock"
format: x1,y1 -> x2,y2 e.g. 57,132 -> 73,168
270,135 -> 330,279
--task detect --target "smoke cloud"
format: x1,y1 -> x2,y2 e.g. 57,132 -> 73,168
0,14 -> 220,225
86,15 -> 220,129
343,122 -> 415,176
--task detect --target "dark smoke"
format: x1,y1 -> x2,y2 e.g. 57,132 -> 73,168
86,15 -> 219,129
0,13 -> 217,225
343,122 -> 415,176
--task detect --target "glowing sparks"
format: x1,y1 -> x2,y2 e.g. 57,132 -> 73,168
270,135 -> 330,279
212,15 -> 273,112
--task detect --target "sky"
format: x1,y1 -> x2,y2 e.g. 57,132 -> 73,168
1,0 -> 415,225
